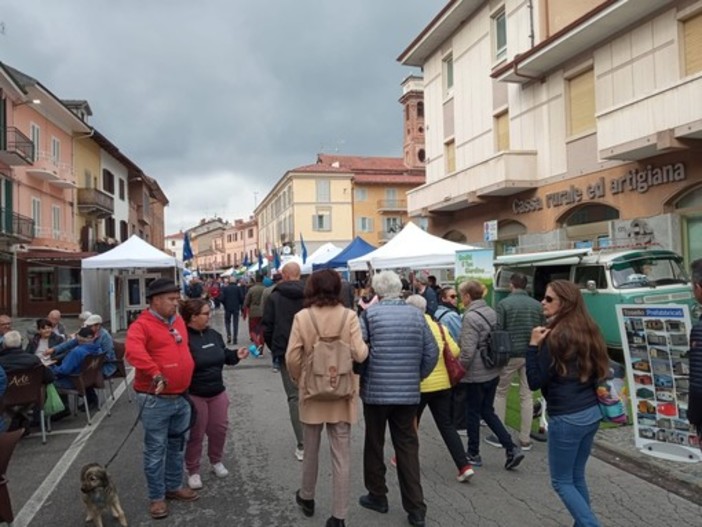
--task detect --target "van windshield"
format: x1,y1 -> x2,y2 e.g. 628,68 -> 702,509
610,257 -> 688,289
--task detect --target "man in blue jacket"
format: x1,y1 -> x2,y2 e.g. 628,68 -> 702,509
221,277 -> 244,344
689,259 -> 702,450
358,271 -> 438,527
50,327 -> 103,390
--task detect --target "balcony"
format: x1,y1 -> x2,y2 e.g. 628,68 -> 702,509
377,199 -> 407,213
407,151 -> 538,215
33,226 -> 78,245
137,204 -> 151,226
26,151 -> 75,187
77,188 -> 114,219
0,207 -> 35,242
0,127 -> 34,166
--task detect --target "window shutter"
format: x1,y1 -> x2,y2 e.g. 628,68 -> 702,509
496,112 -> 510,151
568,69 -> 595,136
685,13 -> 702,76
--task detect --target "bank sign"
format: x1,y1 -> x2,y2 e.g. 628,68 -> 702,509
513,162 -> 686,215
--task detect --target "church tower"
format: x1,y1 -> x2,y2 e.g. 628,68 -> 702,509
399,75 -> 425,169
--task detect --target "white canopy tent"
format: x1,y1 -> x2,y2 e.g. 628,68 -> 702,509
301,242 -> 343,275
81,235 -> 183,332
347,222 -> 477,270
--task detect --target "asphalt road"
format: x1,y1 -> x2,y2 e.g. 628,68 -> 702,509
7,310 -> 702,526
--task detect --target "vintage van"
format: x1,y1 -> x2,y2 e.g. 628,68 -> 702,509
493,248 -> 698,353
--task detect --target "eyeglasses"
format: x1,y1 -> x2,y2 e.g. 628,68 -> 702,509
544,295 -> 556,303
448,294 -> 457,299
169,327 -> 183,343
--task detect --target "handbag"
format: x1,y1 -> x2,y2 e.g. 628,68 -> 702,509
596,379 -> 627,425
437,323 -> 466,386
44,383 -> 66,416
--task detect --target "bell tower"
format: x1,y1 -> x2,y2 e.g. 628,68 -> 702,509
399,75 -> 425,169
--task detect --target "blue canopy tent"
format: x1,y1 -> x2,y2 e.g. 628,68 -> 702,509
312,236 -> 376,270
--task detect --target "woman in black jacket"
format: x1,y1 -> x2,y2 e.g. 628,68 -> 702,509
180,298 -> 248,491
526,280 -> 609,527
25,318 -> 64,358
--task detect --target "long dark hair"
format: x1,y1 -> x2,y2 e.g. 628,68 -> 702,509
545,280 -> 609,382
304,269 -> 342,308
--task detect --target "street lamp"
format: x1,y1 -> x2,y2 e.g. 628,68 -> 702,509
15,98 -> 41,107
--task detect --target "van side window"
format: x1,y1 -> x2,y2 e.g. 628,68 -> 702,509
574,266 -> 606,289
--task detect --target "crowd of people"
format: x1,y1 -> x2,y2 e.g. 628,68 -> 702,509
2,257 -> 702,527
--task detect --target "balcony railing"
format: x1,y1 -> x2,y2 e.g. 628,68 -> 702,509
137,204 -> 151,225
33,226 -> 78,244
0,207 -> 35,242
377,199 -> 407,212
0,127 -> 34,166
77,188 -> 114,218
26,151 -> 74,185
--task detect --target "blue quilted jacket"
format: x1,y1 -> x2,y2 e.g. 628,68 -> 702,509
690,316 -> 702,394
359,299 -> 439,405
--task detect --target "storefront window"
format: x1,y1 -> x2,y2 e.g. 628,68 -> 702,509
57,268 -> 81,301
562,204 -> 619,226
28,267 -> 54,302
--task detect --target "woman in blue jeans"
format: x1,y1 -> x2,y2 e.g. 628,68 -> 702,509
526,280 -> 609,527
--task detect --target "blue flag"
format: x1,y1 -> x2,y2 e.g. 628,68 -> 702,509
182,232 -> 193,261
273,247 -> 281,270
243,253 -> 250,267
300,233 -> 308,264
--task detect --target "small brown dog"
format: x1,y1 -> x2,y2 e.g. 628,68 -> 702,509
80,463 -> 128,527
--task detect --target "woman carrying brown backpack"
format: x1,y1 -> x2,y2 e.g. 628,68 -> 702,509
286,269 -> 368,527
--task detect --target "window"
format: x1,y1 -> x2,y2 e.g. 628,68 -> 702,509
119,178 -> 126,201
495,111 -> 510,151
356,217 -> 373,233
31,197 -> 41,237
52,205 -> 60,240
30,124 -> 40,162
684,12 -> 702,76
561,204 -> 619,226
384,217 -> 402,233
493,8 -> 507,61
51,137 -> 60,164
102,169 -> 115,194
105,217 -> 116,238
142,192 -> 150,214
313,210 -> 331,231
417,102 -> 424,119
248,228 -> 254,238
574,266 -> 607,289
443,54 -> 454,94
354,188 -> 367,201
568,69 -> 595,136
84,170 -> 92,188
120,220 -> 128,242
316,179 -> 330,202
385,188 -> 399,208
444,140 -> 456,174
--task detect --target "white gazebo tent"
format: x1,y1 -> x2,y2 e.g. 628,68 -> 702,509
81,235 -> 183,332
347,222 -> 477,270
300,242 -> 343,275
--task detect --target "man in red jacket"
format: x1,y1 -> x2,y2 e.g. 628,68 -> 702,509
126,278 -> 197,520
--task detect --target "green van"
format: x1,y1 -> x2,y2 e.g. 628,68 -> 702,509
493,248 -> 699,354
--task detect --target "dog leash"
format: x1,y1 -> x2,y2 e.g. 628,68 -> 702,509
104,382 -> 152,469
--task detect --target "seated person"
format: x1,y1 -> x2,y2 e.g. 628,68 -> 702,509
47,309 -> 67,341
48,314 -> 116,377
0,330 -> 54,431
26,318 -> 65,358
49,327 -> 103,391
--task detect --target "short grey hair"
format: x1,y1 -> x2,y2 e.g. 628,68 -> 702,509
372,271 -> 403,299
3,330 -> 22,349
405,294 -> 426,312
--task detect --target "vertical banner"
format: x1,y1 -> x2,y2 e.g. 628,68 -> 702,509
616,304 -> 700,462
455,249 -> 494,304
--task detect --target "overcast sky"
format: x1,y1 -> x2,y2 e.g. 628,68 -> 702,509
1,0 -> 440,234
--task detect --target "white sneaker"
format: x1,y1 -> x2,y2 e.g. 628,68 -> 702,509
295,447 -> 304,462
187,473 -> 203,490
212,462 -> 229,478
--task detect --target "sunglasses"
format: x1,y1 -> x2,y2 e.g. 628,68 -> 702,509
169,327 -> 183,343
448,294 -> 457,299
544,295 -> 557,303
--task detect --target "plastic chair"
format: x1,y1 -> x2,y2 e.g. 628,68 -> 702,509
105,341 -> 131,403
3,367 -> 47,444
55,354 -> 106,425
0,428 -> 25,524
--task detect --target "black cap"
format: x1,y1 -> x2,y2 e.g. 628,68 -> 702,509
146,278 -> 180,300
77,327 -> 94,339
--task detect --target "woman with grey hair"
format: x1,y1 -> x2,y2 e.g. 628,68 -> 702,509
357,271 -> 438,527
405,295 -> 474,482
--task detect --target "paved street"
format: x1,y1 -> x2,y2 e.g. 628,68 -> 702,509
6,311 -> 702,526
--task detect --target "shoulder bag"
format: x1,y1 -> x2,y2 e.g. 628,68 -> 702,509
437,323 -> 465,386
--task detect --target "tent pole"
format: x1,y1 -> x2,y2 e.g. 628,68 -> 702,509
109,270 -> 117,334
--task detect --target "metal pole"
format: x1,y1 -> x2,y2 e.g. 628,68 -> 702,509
11,245 -> 18,317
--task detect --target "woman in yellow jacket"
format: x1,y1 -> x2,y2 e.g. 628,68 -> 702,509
407,294 -> 475,482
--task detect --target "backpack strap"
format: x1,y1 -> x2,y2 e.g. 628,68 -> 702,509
472,309 -> 495,331
436,309 -> 449,322
308,308 -> 349,339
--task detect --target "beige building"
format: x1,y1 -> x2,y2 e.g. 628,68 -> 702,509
188,217 -> 229,272
400,0 -> 702,264
222,216 -> 257,268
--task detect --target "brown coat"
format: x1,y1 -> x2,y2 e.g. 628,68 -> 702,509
286,304 -> 368,425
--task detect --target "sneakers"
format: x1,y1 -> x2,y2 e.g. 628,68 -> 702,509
359,493 -> 389,514
187,473 -> 203,490
296,489 -> 315,517
456,428 -> 468,437
457,465 -> 475,482
484,434 -> 503,448
295,447 -> 304,462
519,440 -> 533,451
212,462 -> 229,478
505,447 -> 525,470
466,453 -> 482,467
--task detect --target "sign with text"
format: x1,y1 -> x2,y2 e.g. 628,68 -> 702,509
455,249 -> 494,303
616,304 -> 700,463
484,220 -> 498,242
